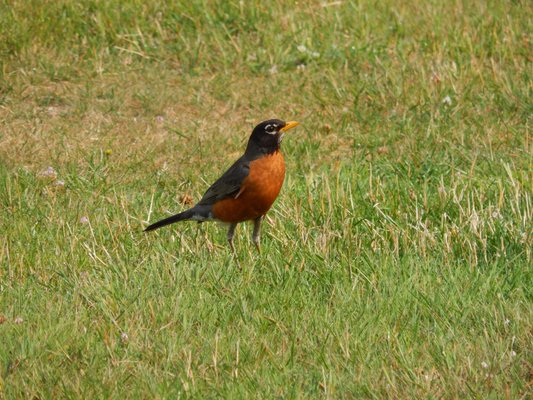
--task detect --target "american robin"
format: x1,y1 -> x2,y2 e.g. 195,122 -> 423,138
145,119 -> 300,253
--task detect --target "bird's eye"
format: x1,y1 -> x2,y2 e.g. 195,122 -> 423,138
265,124 -> 276,134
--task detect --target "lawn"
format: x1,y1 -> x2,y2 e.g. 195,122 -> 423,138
0,0 -> 531,398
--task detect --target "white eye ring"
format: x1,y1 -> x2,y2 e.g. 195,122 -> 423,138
265,124 -> 277,134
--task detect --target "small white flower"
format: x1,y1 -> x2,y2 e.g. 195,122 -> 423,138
268,65 -> 278,75
121,332 -> 129,343
504,319 -> 511,326
296,64 -> 306,71
481,361 -> 489,369
442,96 -> 452,106
297,45 -> 307,53
38,166 -> 57,180
155,115 -> 165,124
510,351 -> 517,357
47,106 -> 61,117
80,216 -> 89,224
14,317 -> 24,324
310,51 -> 320,58
53,180 -> 65,188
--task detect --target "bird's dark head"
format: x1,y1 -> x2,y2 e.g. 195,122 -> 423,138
245,119 -> 299,157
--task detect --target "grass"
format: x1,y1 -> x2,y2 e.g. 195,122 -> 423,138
0,0 -> 532,398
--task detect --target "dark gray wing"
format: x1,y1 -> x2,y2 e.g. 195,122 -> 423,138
197,156 -> 250,206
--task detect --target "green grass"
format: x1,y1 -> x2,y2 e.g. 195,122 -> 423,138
1,0 -> 532,398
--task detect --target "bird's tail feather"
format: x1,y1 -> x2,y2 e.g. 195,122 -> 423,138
144,209 -> 196,232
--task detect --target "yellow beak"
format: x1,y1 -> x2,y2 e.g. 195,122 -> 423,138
280,121 -> 300,133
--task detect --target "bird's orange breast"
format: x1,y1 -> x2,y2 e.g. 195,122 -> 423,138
212,151 -> 286,223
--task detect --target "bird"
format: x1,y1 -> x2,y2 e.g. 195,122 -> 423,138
144,119 -> 300,254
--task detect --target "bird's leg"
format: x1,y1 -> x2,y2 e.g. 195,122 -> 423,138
227,223 -> 237,256
252,215 -> 264,253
